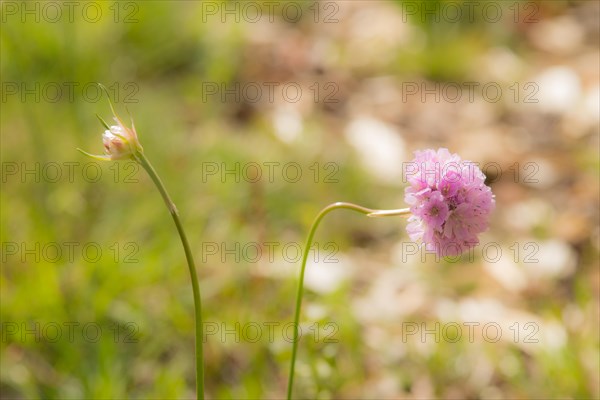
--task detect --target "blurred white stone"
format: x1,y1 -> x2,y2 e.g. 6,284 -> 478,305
483,255 -> 528,293
304,253 -> 354,294
457,298 -> 506,322
526,239 -> 576,279
504,199 -> 553,232
528,16 -> 584,55
272,106 -> 303,143
479,47 -> 524,82
315,359 -> 332,379
539,320 -> 567,350
533,66 -> 582,114
304,303 -> 328,321
353,266 -> 425,322
345,116 -> 406,185
565,85 -> 600,137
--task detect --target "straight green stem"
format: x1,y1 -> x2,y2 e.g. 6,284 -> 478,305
137,152 -> 204,400
286,202 -> 410,399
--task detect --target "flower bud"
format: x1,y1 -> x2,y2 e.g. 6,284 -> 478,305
78,85 -> 143,162
101,118 -> 141,160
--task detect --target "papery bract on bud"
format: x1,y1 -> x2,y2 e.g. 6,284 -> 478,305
78,84 -> 143,162
404,148 -> 495,257
100,117 -> 141,160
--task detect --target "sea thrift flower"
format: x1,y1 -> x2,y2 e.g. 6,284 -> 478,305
289,150 -> 494,398
404,148 -> 495,257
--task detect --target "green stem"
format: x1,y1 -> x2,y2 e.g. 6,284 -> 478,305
136,151 -> 204,400
286,202 -> 410,399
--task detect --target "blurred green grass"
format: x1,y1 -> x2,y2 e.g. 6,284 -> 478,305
1,1 -> 599,399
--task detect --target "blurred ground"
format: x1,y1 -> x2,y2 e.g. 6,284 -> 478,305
1,1 -> 599,399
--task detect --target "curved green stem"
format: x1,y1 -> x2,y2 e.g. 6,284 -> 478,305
136,151 -> 204,400
286,202 -> 410,399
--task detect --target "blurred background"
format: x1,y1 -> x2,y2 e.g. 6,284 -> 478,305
1,0 -> 598,398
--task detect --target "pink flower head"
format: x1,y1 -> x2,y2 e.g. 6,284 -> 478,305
404,148 -> 495,257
